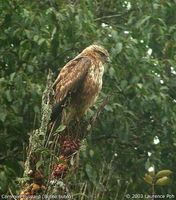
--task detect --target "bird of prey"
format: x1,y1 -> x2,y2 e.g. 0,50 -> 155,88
49,44 -> 110,132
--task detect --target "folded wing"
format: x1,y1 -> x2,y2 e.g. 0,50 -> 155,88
53,56 -> 91,104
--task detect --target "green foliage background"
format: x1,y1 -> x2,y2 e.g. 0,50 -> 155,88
0,0 -> 176,198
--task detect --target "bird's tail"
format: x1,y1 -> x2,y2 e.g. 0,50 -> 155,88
50,102 -> 62,123
46,103 -> 62,146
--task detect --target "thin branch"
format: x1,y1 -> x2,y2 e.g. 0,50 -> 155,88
90,95 -> 110,127
92,134 -> 119,140
8,187 -> 17,200
94,14 -> 123,21
94,12 -> 127,21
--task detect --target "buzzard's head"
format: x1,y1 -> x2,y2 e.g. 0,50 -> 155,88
82,45 -> 110,63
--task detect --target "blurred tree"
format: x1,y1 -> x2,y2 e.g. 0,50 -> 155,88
0,0 -> 176,198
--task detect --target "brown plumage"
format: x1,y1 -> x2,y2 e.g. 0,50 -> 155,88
50,44 -> 109,130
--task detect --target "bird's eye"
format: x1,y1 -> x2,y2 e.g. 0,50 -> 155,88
98,51 -> 106,57
94,49 -> 107,58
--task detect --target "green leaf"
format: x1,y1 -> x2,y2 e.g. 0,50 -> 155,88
156,176 -> 171,186
115,42 -> 123,54
5,90 -> 12,102
156,170 -> 172,179
10,72 -> 16,81
54,124 -> 66,134
36,160 -> 43,170
38,38 -> 45,46
143,173 -> 153,185
34,105 -> 40,113
27,65 -> 34,73
120,80 -> 128,89
85,164 -> 97,185
33,35 -> 39,42
70,156 -> 74,166
109,67 -> 116,78
89,149 -> 94,157
25,29 -> 32,39
136,16 -> 151,28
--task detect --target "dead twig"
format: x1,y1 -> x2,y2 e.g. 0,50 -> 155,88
90,95 -> 110,128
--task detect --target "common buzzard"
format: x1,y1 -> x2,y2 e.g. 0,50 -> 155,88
50,44 -> 110,131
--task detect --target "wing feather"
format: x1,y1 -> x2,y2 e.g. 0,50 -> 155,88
53,56 -> 91,103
